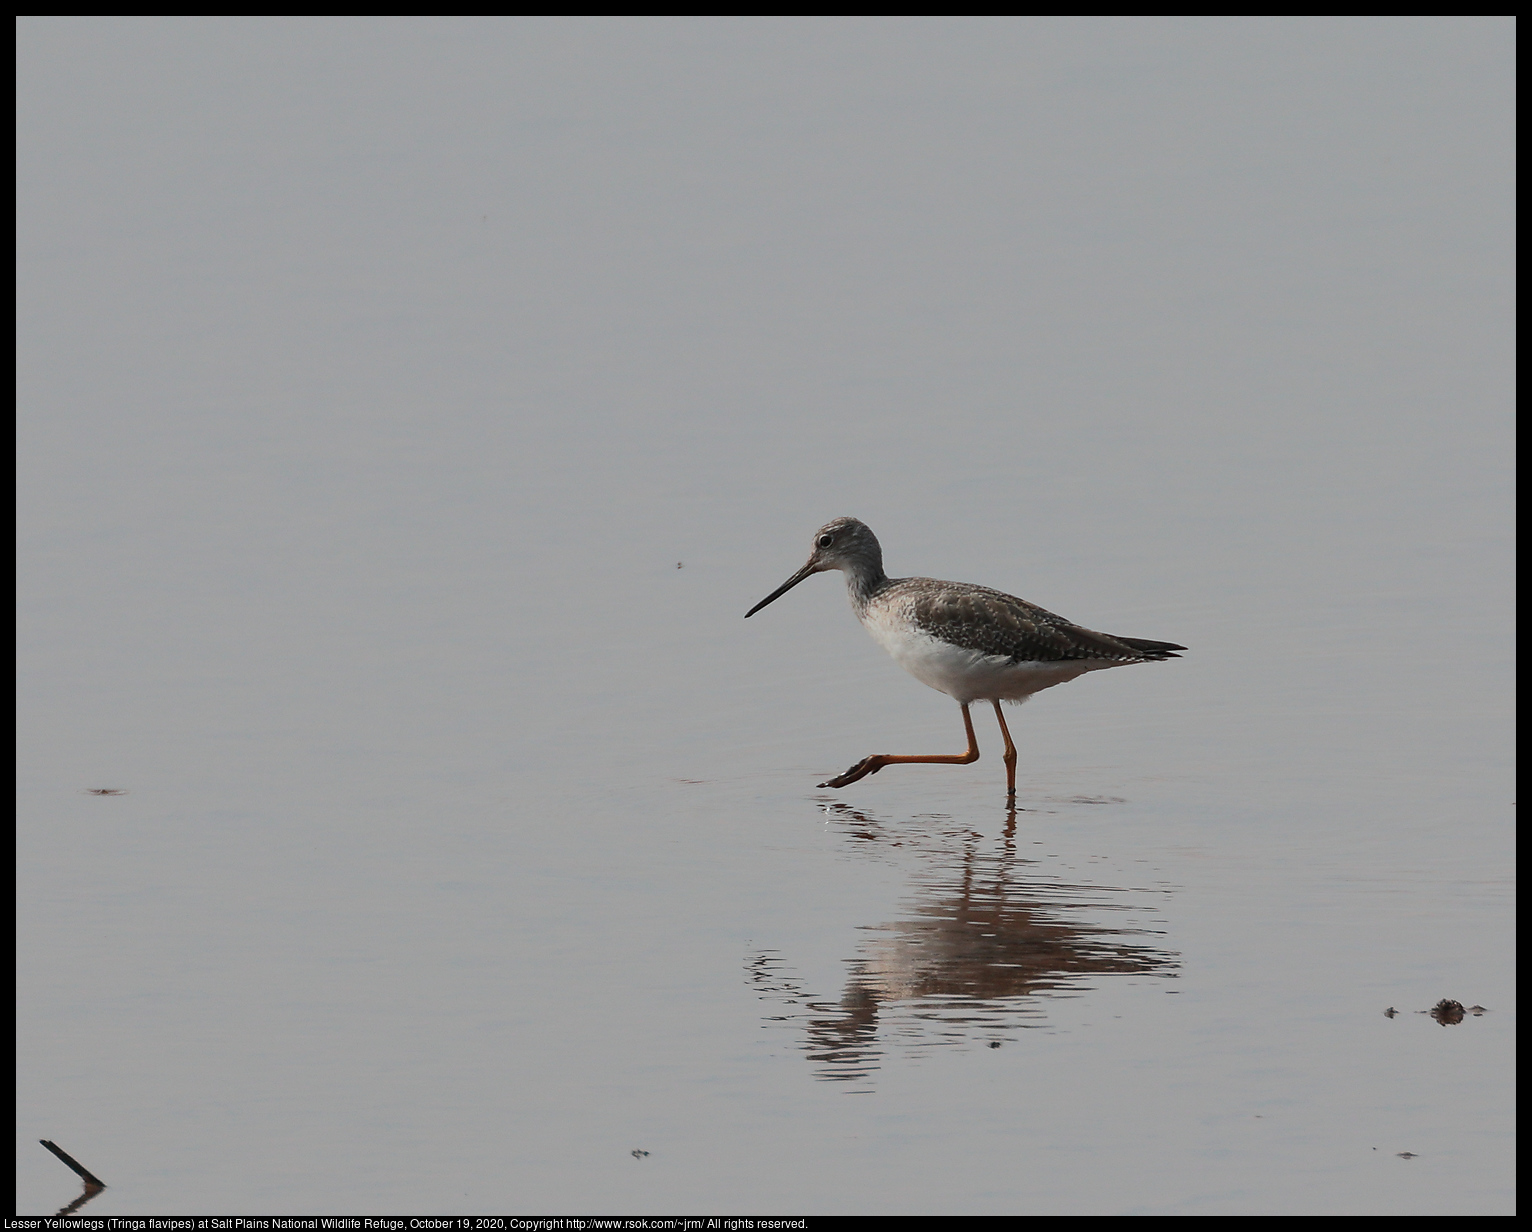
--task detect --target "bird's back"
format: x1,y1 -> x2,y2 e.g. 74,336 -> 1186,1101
872,576 -> 1185,665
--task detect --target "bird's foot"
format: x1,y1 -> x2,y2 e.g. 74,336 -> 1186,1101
818,757 -> 884,789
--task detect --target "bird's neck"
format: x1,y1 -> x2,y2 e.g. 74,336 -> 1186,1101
842,560 -> 891,615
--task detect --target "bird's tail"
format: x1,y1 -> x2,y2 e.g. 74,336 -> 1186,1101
1114,636 -> 1186,660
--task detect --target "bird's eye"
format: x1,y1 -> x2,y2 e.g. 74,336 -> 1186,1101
818,534 -> 833,548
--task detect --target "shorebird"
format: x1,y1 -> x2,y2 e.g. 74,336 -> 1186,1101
745,517 -> 1185,798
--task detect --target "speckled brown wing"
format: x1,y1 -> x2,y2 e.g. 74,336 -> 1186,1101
907,581 -> 1180,664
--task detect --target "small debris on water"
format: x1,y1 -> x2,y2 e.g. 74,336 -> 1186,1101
631,1149 -> 650,1159
83,789 -> 127,796
1397,1152 -> 1419,1159
39,1140 -> 105,1188
1383,1006 -> 1398,1017
1423,999 -> 1488,1025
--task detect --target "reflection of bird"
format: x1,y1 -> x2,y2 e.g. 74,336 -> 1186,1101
746,518 -> 1185,798
747,805 -> 1179,1085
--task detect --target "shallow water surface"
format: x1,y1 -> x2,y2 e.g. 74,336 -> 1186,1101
18,15 -> 1513,1216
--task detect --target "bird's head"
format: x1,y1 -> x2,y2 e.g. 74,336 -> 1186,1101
745,517 -> 884,617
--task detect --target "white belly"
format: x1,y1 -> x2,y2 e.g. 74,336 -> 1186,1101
861,611 -> 1103,704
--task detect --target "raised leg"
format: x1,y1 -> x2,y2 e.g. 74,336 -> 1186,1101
991,700 -> 1017,799
819,702 -> 980,789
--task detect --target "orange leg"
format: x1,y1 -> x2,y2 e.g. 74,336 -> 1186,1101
991,700 -> 1018,800
819,702 -> 980,789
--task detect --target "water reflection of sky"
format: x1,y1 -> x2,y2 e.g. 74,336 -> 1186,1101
750,804 -> 1178,1089
18,15 -> 1511,1213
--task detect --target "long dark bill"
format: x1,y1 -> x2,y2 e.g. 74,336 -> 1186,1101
744,560 -> 819,618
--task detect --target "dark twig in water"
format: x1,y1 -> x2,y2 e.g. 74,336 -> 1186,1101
39,1140 -> 106,1189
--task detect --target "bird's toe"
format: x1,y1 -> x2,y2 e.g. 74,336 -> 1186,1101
819,757 -> 882,789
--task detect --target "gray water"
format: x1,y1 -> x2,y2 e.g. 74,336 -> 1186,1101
17,16 -> 1513,1215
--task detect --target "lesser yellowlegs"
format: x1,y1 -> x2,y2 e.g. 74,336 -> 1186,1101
745,517 -> 1185,799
